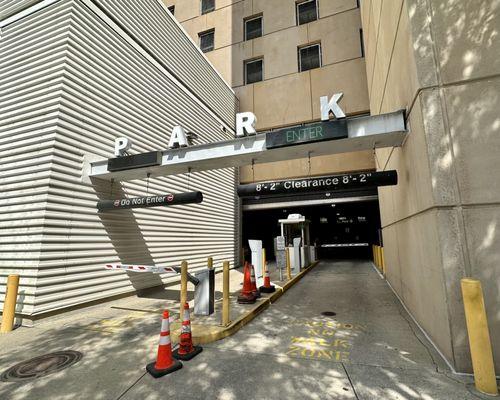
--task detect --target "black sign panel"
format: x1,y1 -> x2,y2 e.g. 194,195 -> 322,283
108,151 -> 162,172
97,191 -> 203,211
237,171 -> 397,197
266,119 -> 348,149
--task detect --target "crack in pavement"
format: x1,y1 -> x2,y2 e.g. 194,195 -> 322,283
116,372 -> 147,400
341,362 -> 360,400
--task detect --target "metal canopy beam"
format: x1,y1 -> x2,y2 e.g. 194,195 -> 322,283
90,110 -> 406,181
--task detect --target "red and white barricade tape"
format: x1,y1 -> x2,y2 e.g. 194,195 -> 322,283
104,264 -> 177,274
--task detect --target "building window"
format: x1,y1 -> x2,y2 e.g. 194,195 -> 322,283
298,43 -> 321,72
296,0 -> 318,25
167,5 -> 175,15
245,58 -> 263,84
360,29 -> 365,57
199,29 -> 215,52
201,0 -> 215,15
245,15 -> 263,41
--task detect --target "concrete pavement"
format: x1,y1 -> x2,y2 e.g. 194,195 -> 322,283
0,260 -> 488,399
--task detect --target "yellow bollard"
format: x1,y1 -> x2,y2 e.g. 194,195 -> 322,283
1,274 -> 20,333
180,261 -> 188,317
377,246 -> 383,271
380,247 -> 386,274
286,248 -> 292,280
461,278 -> 498,396
222,261 -> 230,326
374,245 -> 379,268
207,256 -> 213,270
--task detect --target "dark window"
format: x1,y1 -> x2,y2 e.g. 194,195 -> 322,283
245,16 -> 262,40
201,0 -> 215,14
167,5 -> 175,15
360,29 -> 365,57
245,59 -> 263,84
296,0 -> 317,25
298,44 -> 321,72
199,29 -> 215,52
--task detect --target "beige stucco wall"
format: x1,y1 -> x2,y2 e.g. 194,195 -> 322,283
362,0 -> 500,373
165,0 -> 374,181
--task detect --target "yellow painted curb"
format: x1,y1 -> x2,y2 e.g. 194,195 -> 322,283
172,260 -> 320,345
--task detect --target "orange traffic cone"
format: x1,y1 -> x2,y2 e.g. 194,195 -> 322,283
173,302 -> 203,361
146,310 -> 183,378
259,262 -> 276,293
237,262 -> 257,304
250,263 -> 261,298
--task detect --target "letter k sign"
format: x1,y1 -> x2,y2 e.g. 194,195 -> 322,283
320,93 -> 346,121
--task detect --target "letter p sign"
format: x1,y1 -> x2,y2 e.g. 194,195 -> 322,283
114,137 -> 132,157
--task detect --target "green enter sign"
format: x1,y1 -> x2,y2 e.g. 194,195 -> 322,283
286,126 -> 323,143
266,119 -> 347,149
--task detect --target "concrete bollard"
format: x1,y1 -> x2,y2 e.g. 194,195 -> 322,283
180,261 -> 188,317
461,278 -> 498,396
0,275 -> 20,333
286,248 -> 292,280
222,261 -> 230,326
207,257 -> 213,270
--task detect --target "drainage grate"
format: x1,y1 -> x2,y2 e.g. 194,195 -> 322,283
0,350 -> 83,382
321,311 -> 337,317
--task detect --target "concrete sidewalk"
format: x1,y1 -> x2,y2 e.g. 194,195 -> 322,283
0,260 -> 490,400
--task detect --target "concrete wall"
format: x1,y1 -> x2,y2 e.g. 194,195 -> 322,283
165,0 -> 375,181
361,0 -> 500,373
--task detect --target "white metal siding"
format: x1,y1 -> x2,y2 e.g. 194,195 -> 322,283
91,0 -> 236,127
0,0 -> 40,20
0,1 -> 74,316
0,0 -> 238,319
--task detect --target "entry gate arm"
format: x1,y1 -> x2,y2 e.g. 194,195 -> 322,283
90,110 -> 406,181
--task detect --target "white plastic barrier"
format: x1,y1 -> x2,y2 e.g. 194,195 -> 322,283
248,239 -> 264,287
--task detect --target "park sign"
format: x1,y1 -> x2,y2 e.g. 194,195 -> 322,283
97,191 -> 203,211
112,93 -> 347,159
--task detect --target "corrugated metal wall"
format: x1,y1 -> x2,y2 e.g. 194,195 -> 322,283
0,0 -> 239,319
0,0 -> 39,19
92,0 -> 236,127
0,0 -> 75,317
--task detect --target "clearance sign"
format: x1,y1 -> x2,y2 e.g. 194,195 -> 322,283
237,171 -> 397,197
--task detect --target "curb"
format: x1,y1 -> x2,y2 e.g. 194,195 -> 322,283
179,260 -> 320,345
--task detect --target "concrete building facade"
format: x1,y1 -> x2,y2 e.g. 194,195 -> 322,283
164,0 -> 375,182
165,0 -> 500,374
361,0 -> 500,374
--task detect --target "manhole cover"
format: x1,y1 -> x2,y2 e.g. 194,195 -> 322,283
0,350 -> 82,382
321,311 -> 337,317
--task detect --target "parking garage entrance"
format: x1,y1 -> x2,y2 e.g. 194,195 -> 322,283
242,188 -> 382,263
